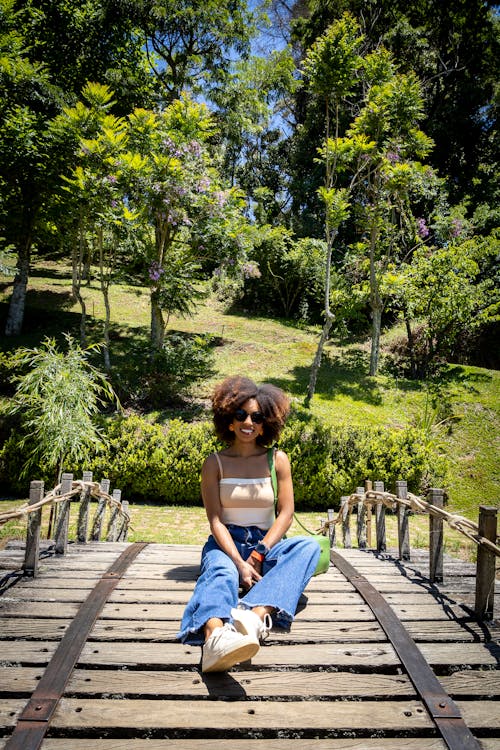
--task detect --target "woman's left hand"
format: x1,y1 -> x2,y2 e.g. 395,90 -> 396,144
238,558 -> 262,590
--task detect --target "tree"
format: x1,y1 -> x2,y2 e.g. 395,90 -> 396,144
345,61 -> 435,375
123,98 -> 252,352
8,334 -> 117,483
132,0 -> 254,103
53,83 -> 137,368
301,14 -> 361,404
400,230 -> 500,374
301,15 -> 435,399
0,0 -> 64,336
289,0 -> 499,213
1,0 -> 152,337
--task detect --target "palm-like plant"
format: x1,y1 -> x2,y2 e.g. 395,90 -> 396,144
9,334 -> 118,483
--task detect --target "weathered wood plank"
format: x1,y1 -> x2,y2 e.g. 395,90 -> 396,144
0,738 -> 467,750
2,667 -> 498,700
0,600 -> 474,622
0,616 -> 492,642
48,697 -> 437,731
6,697 -> 489,732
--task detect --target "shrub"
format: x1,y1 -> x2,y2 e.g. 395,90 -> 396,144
112,333 -> 215,407
1,411 -> 446,507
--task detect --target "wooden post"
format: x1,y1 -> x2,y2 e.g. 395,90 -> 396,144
106,489 -> 121,541
428,488 -> 444,583
364,480 -> 372,548
91,478 -> 109,541
55,473 -> 73,555
117,500 -> 129,541
24,480 -> 44,576
341,496 -> 351,549
328,508 -> 336,548
356,486 -> 367,549
395,480 -> 410,561
77,471 -> 93,543
374,480 -> 386,552
475,506 -> 498,620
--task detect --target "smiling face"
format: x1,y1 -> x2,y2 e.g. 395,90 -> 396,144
229,397 -> 264,443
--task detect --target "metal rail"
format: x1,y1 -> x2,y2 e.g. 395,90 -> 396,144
4,541 -> 149,750
330,549 -> 481,750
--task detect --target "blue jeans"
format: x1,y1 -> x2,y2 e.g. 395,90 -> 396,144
177,525 -> 320,645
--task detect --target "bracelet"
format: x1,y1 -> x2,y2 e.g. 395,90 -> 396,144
250,550 -> 265,563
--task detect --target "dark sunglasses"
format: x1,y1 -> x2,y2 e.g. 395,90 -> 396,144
233,408 -> 265,424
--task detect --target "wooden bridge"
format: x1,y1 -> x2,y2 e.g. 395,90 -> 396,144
0,476 -> 498,748
0,536 -> 499,749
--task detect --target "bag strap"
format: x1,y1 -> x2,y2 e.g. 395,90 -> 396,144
267,447 -> 278,506
267,447 -> 317,536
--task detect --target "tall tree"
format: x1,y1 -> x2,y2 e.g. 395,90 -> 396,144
1,0 -> 151,337
131,0 -> 254,103
0,0 -> 63,336
289,0 -> 499,226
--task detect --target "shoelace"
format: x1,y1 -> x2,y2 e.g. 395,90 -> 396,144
259,613 -> 273,640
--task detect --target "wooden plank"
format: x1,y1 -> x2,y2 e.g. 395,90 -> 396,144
2,667 -> 498,700
0,600 -> 474,622
0,738 -> 462,750
49,698 -> 436,731
0,740 -> 463,750
57,641 -> 498,669
0,667 -> 415,698
31,697 -> 499,731
0,617 -> 492,643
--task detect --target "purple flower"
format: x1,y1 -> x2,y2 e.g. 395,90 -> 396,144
386,150 -> 400,164
106,175 -> 118,183
417,218 -> 429,239
148,261 -> 164,282
450,218 -> 464,238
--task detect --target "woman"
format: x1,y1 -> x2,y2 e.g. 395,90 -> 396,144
177,375 -> 320,672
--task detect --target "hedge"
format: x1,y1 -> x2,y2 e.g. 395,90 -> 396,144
1,410 -> 447,509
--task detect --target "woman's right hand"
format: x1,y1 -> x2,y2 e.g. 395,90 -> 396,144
237,558 -> 262,590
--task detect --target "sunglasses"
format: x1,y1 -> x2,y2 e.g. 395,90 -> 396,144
233,408 -> 265,424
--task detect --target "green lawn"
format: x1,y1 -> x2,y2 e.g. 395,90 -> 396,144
1,261 -> 499,521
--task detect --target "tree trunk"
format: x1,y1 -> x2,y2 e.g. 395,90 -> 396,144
305,311 -> 334,407
150,293 -> 165,352
404,316 -> 417,378
98,227 -> 111,372
4,244 -> 30,335
72,222 -> 87,347
369,304 -> 382,376
368,207 -> 382,376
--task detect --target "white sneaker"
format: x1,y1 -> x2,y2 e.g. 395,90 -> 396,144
231,607 -> 273,641
201,623 -> 260,673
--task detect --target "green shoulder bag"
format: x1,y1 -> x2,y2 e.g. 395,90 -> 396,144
267,448 -> 330,576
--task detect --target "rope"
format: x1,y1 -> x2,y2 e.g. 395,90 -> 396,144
0,480 -> 130,527
316,489 -> 500,557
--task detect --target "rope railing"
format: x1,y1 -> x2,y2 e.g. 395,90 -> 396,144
314,480 -> 498,621
0,472 -> 130,578
0,480 -> 129,527
316,487 -> 500,557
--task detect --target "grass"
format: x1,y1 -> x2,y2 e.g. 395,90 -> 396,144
0,498 -> 478,562
1,260 -> 499,522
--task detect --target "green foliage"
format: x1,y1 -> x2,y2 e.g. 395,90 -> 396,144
113,333 -> 216,408
86,416 -> 221,503
0,409 -> 446,507
7,334 -> 117,483
279,410 -> 446,508
400,231 -> 500,373
241,226 -> 327,319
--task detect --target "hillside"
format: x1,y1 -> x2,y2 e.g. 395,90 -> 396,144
1,261 -> 499,518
